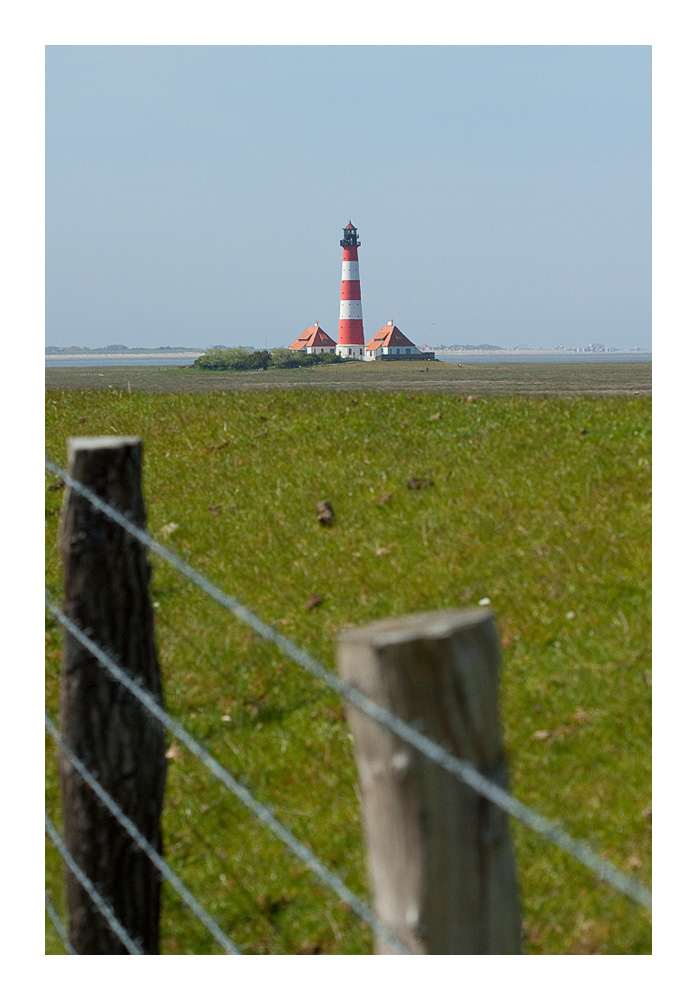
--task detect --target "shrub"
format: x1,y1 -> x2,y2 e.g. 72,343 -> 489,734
270,349 -> 346,369
193,347 -> 246,370
270,351 -> 315,369
240,350 -> 271,370
270,348 -> 298,367
316,352 -> 345,364
193,347 -> 271,371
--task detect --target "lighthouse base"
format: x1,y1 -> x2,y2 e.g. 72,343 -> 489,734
337,344 -> 365,360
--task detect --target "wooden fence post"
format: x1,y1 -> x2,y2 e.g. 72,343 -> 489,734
337,608 -> 521,954
58,436 -> 166,954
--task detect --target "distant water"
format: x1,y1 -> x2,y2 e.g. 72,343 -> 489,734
45,355 -> 201,368
46,352 -> 651,368
435,353 -> 651,365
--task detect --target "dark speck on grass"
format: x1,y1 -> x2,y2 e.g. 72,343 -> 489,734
316,500 -> 335,525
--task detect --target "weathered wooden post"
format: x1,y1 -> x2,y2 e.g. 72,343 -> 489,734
338,608 -> 521,954
59,436 -> 166,954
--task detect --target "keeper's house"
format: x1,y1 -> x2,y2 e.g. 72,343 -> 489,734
289,322 -> 337,355
364,320 -> 433,361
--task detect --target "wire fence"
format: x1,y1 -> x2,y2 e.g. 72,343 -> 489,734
45,594 -> 411,955
44,712 -> 241,955
45,453 -> 651,954
45,892 -> 76,956
45,813 -> 144,954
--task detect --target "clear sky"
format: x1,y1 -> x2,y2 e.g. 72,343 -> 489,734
45,45 -> 651,351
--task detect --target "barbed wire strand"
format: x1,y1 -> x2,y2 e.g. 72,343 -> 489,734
45,458 -> 651,912
45,594 -> 412,955
44,813 -> 144,954
44,713 -> 241,955
45,892 -> 76,955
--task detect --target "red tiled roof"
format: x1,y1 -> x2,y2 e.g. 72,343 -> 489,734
289,324 -> 337,350
364,323 -> 417,351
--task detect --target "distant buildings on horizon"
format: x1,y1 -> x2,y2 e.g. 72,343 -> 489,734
46,341 -> 650,355
421,343 -> 647,354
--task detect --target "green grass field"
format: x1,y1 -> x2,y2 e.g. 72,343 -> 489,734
45,380 -> 651,954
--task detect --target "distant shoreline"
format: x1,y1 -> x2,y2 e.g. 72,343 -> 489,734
45,351 -> 205,361
45,348 -> 650,362
423,349 -> 651,357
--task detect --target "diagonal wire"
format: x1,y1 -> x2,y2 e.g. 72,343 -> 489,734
44,813 -> 143,954
45,594 -> 412,955
44,713 -> 241,955
45,892 -> 76,955
45,457 -> 652,913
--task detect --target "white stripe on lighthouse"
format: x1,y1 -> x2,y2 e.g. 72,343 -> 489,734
339,300 -> 363,320
341,261 -> 361,281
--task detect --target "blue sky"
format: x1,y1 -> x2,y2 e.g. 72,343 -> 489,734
45,45 -> 651,350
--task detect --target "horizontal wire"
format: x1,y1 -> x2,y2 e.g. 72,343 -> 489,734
45,594 -> 412,955
44,813 -> 143,954
45,892 -> 76,955
45,456 -> 652,913
44,713 -> 241,955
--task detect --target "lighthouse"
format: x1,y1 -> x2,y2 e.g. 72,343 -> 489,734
337,221 -> 365,359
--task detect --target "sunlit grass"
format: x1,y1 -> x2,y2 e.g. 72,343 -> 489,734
45,388 -> 651,954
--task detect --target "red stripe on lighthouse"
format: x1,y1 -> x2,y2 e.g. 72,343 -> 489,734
340,281 -> 362,300
338,319 -> 364,345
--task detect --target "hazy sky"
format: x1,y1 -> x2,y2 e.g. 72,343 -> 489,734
45,45 -> 651,350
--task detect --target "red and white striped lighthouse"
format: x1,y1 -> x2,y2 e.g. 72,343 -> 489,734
337,221 -> 365,359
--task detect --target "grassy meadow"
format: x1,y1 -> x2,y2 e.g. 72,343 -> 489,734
45,382 -> 651,954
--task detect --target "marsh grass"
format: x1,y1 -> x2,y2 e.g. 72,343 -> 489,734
44,359 -> 652,395
45,388 -> 651,954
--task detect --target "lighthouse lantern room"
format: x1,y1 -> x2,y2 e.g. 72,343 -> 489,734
337,221 -> 365,359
